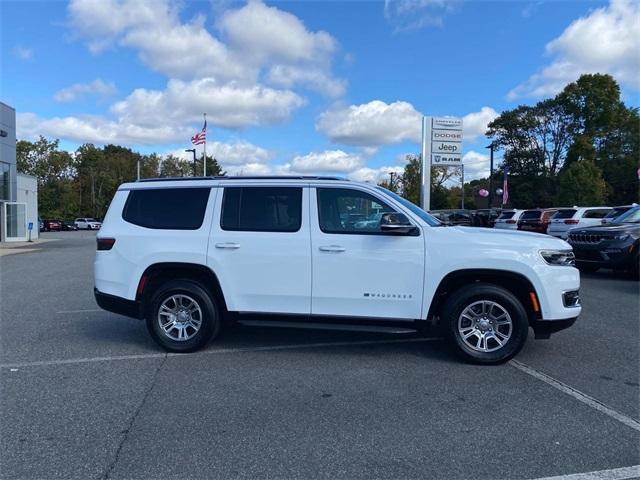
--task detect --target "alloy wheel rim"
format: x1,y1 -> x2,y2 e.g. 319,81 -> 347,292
157,294 -> 203,342
457,300 -> 512,353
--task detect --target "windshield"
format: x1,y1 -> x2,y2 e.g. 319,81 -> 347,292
613,207 -> 640,224
375,187 -> 442,226
605,207 -> 631,219
86,218 -> 98,222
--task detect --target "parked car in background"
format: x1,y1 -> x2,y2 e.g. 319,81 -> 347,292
38,217 -> 44,232
568,205 -> 640,277
547,207 -> 612,239
473,209 -> 501,228
494,210 -> 524,230
61,221 -> 79,231
429,209 -> 473,226
601,204 -> 637,224
75,218 -> 102,230
42,219 -> 63,232
517,209 -> 557,234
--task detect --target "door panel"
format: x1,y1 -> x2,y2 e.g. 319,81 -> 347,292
310,187 -> 425,320
208,185 -> 311,314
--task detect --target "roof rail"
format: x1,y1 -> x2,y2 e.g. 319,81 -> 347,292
138,175 -> 347,182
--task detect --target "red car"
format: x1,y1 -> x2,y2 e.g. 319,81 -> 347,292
517,209 -> 557,234
42,219 -> 63,232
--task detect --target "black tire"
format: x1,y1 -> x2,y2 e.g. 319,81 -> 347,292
146,279 -> 220,353
441,283 -> 529,364
577,262 -> 599,274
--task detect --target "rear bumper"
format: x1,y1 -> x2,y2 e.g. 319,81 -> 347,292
531,317 -> 577,339
94,288 -> 143,319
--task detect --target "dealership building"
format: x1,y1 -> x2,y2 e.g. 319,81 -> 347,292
1,102 -> 38,242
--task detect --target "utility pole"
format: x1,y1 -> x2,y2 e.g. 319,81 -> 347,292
136,159 -> 140,181
486,143 -> 495,208
185,149 -> 197,176
461,165 -> 465,209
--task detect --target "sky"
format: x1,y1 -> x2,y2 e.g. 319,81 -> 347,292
1,0 -> 638,183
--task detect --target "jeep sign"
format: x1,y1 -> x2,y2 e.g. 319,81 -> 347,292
432,141 -> 461,154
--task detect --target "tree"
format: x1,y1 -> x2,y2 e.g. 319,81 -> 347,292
556,160 -> 607,206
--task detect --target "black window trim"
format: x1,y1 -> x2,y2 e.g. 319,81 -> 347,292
220,186 -> 303,233
315,186 -> 419,237
122,186 -> 212,230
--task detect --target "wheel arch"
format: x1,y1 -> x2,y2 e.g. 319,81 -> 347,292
427,269 -> 541,326
136,262 -> 228,315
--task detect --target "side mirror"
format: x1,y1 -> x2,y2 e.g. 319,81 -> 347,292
380,213 -> 418,235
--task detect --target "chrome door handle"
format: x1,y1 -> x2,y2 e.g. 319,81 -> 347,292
319,245 -> 346,253
215,242 -> 240,249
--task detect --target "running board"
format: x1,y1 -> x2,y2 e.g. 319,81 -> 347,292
237,319 -> 418,334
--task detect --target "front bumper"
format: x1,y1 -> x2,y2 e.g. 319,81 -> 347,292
531,317 -> 577,339
94,288 -> 143,319
569,240 -> 637,269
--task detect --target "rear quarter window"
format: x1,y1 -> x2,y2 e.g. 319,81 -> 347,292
122,187 -> 211,230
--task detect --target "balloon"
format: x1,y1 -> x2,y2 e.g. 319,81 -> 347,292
496,188 -> 503,195
478,189 -> 489,198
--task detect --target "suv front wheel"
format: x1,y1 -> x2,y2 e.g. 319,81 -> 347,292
442,283 -> 529,364
146,279 -> 220,352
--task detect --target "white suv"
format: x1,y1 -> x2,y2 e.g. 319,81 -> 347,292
75,217 -> 102,230
546,207 -> 612,239
94,177 -> 580,364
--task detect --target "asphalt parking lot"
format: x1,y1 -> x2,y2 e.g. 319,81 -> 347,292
1,231 -> 638,480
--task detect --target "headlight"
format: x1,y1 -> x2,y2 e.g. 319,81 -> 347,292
540,249 -> 575,266
614,234 -> 629,241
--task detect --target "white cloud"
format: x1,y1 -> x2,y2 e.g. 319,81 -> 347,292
461,151 -> 491,180
17,112 -> 190,146
349,165 -> 404,183
384,0 -> 457,32
462,107 -> 499,141
508,0 -> 640,99
316,101 -> 422,147
54,79 -> 117,103
67,0 -> 343,95
164,140 -> 270,166
291,150 -> 363,173
111,78 -> 305,130
317,101 -> 497,147
13,46 -> 33,60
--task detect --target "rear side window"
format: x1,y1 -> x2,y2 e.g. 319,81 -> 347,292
221,187 -> 302,232
582,209 -> 610,219
553,209 -> 577,219
122,187 -> 210,230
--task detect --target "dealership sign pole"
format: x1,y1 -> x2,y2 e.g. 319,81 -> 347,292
420,116 -> 464,210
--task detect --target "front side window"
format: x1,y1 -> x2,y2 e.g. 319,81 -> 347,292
221,187 -> 302,232
317,188 -> 396,234
123,187 -> 210,230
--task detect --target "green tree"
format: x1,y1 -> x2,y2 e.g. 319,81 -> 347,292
556,160 -> 607,206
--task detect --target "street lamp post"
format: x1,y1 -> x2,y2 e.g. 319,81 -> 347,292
389,172 -> 395,190
486,143 -> 495,208
185,149 -> 197,176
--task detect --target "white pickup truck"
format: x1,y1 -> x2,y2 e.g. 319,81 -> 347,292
94,176 -> 580,364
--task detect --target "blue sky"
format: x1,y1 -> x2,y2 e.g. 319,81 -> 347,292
2,0 -> 638,181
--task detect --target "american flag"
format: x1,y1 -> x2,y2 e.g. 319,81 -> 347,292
191,118 -> 207,145
502,166 -> 509,206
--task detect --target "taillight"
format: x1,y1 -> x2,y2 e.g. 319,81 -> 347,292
506,220 -> 516,224
97,238 -> 116,251
564,219 -> 579,224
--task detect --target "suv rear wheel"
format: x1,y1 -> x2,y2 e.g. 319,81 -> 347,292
146,279 -> 220,352
442,283 -> 529,364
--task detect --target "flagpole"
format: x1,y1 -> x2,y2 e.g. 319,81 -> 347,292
203,113 -> 207,177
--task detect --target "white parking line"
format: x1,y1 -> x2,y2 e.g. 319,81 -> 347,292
56,309 -> 103,314
528,464 -> 640,480
510,360 -> 640,433
0,337 -> 440,369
